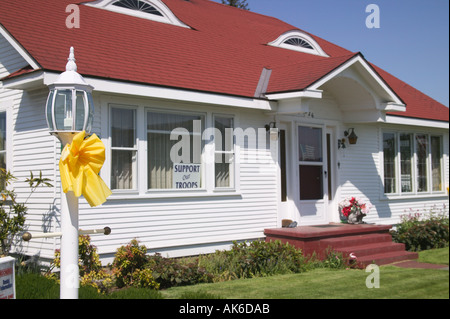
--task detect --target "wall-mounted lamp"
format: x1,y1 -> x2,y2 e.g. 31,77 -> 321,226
265,122 -> 277,132
265,122 -> 279,141
344,128 -> 358,145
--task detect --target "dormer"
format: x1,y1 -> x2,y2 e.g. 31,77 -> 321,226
85,0 -> 190,28
268,30 -> 328,57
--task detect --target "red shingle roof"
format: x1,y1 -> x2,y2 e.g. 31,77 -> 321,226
0,0 -> 447,122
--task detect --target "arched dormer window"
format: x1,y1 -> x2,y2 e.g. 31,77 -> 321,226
85,0 -> 190,28
268,30 -> 328,57
112,0 -> 163,16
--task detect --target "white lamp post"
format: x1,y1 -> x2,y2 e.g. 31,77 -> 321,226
45,47 -> 94,299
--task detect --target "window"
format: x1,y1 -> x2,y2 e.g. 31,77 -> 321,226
85,0 -> 190,28
147,111 -> 204,190
431,136 -> 443,192
383,133 -> 396,194
415,134 -> 428,193
383,132 -> 444,195
214,116 -> 234,189
268,30 -> 329,57
112,0 -> 163,16
284,37 -> 314,50
0,112 -> 6,189
400,134 -> 413,193
111,107 -> 137,190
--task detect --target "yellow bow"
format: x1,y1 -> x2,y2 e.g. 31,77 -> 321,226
59,131 -> 112,207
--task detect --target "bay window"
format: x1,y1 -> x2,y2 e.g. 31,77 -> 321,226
383,131 -> 444,195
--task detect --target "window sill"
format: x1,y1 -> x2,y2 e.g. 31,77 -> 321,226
380,192 -> 448,201
108,189 -> 242,201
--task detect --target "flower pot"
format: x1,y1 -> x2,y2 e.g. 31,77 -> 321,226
347,212 -> 365,224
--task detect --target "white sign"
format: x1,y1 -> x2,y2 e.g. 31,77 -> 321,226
0,256 -> 16,299
173,164 -> 201,189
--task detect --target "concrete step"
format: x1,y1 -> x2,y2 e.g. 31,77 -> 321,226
321,233 -> 393,249
355,251 -> 419,267
334,242 -> 406,258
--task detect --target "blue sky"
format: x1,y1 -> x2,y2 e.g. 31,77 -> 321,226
214,0 -> 449,107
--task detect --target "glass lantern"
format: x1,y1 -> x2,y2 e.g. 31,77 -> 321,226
45,47 -> 94,142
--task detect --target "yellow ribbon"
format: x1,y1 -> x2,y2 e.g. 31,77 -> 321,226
59,131 -> 112,207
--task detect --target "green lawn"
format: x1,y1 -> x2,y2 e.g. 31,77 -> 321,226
161,266 -> 448,299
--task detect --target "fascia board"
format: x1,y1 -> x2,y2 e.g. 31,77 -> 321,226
0,25 -> 41,70
43,72 -> 273,111
308,54 -> 405,107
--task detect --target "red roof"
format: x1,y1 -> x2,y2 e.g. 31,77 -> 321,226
0,0 -> 447,122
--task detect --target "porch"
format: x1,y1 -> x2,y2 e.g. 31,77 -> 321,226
264,223 -> 418,268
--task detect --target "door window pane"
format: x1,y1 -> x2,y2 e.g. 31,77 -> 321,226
298,127 -> 322,162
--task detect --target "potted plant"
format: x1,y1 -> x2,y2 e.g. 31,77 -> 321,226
339,197 -> 372,224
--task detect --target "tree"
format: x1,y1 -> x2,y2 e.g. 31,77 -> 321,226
0,169 -> 53,256
221,0 -> 250,10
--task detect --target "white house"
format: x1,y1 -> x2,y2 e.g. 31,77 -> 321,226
1,0 -> 448,263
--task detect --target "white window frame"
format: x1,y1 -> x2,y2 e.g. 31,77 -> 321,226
213,114 -> 236,191
104,97 -> 241,199
381,130 -> 445,198
109,104 -> 139,192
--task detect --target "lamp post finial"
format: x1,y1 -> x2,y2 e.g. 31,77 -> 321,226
66,46 -> 77,72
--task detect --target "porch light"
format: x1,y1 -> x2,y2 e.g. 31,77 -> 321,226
45,47 -> 94,144
345,128 -> 358,145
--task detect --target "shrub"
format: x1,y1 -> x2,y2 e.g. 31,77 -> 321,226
149,253 -> 212,289
111,239 -> 159,289
46,235 -> 114,293
391,206 -> 449,252
199,240 -> 307,281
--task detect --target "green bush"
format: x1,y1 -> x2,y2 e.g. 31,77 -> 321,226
111,239 -> 158,289
46,235 -> 114,293
149,253 -> 213,289
391,207 -> 449,252
199,240 -> 307,281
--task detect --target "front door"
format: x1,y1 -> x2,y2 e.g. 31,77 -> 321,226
296,124 -> 329,225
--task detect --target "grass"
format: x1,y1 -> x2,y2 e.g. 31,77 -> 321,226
418,247 -> 449,265
15,247 -> 449,299
161,267 -> 448,299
